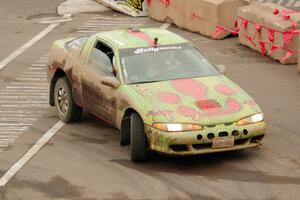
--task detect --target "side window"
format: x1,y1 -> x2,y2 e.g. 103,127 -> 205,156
66,37 -> 88,57
88,41 -> 116,77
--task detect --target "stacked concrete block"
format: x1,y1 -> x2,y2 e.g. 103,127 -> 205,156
238,3 -> 300,64
148,0 -> 250,39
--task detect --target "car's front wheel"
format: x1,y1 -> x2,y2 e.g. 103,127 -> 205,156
130,113 -> 147,162
54,77 -> 82,123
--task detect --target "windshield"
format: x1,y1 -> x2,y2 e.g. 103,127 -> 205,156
119,43 -> 219,84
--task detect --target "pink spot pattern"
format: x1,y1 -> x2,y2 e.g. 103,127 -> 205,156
215,84 -> 235,96
158,92 -> 180,104
226,98 -> 241,111
198,99 -> 221,111
151,79 -> 243,120
171,79 -> 207,100
178,105 -> 200,120
128,30 -> 154,46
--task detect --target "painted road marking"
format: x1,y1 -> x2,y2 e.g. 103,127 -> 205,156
0,53 -> 50,150
256,0 -> 300,8
32,64 -> 46,67
0,23 -> 59,71
287,0 -> 296,7
0,121 -> 65,187
74,15 -> 150,37
160,23 -> 171,30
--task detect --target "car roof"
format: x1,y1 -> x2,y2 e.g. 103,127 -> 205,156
94,28 -> 188,49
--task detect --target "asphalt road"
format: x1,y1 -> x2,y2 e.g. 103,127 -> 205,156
256,0 -> 300,10
0,1 -> 300,200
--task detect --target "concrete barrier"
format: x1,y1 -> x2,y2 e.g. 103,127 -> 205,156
148,0 -> 250,39
238,3 -> 300,64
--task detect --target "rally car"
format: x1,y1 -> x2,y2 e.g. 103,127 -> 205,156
47,28 -> 266,162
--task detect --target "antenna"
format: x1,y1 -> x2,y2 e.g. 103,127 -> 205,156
153,38 -> 158,46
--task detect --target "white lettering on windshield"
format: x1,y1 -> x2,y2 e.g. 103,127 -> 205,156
134,46 -> 183,54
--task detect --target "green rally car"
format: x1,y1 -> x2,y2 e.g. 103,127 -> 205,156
47,28 -> 266,162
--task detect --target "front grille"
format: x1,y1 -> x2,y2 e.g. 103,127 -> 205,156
251,135 -> 264,143
234,138 -> 249,145
192,143 -> 212,150
170,144 -> 188,152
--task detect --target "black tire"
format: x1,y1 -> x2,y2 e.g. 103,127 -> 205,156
130,113 -> 147,162
54,77 -> 82,123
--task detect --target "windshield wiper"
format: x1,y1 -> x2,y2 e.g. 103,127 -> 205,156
131,80 -> 163,84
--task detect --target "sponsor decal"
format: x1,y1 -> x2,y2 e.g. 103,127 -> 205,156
134,46 -> 182,54
114,0 -> 144,12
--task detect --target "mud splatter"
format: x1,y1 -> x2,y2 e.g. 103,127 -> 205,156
119,99 -> 130,111
5,175 -> 96,200
26,13 -> 57,20
69,132 -> 109,144
81,79 -> 117,125
147,110 -> 173,117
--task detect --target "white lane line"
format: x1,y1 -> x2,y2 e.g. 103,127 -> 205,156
79,25 -> 143,29
0,110 -> 44,114
0,115 -> 40,119
0,96 -> 48,100
0,123 -> 32,126
0,133 -> 22,136
27,67 -> 45,70
78,30 -> 97,33
24,72 -> 47,75
20,75 -> 47,78
0,100 -> 47,103
31,64 -> 46,67
0,117 -> 37,120
2,89 -> 48,92
1,105 -> 49,108
15,78 -> 47,81
0,121 -> 65,187
0,93 -> 48,97
0,23 -> 59,71
6,86 -> 48,89
9,82 -> 48,85
160,23 -> 171,30
82,23 -> 145,26
277,0 -> 284,5
287,0 -> 296,7
36,60 -> 48,63
0,129 -> 28,132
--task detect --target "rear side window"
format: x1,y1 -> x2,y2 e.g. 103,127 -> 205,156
66,37 -> 88,57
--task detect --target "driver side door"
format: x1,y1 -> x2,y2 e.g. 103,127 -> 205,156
80,39 -> 120,126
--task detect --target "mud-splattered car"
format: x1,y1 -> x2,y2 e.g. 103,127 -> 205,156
47,28 -> 266,162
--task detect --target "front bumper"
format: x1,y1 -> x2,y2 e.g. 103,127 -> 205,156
145,121 -> 266,155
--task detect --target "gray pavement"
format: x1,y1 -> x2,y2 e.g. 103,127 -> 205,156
256,0 -> 300,10
0,1 -> 300,200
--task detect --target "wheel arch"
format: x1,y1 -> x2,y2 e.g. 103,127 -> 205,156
49,68 -> 68,106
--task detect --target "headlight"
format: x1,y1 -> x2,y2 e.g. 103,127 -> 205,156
152,123 -> 203,132
237,113 -> 264,126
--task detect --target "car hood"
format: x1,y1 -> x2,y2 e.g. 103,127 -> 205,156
130,75 -> 261,126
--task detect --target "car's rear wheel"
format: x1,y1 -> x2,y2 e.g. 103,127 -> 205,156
130,113 -> 147,162
54,77 -> 82,123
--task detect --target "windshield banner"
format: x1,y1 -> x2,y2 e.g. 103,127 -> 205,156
95,0 -> 148,17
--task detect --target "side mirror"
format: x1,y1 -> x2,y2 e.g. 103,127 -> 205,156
101,76 -> 120,89
215,64 -> 227,75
